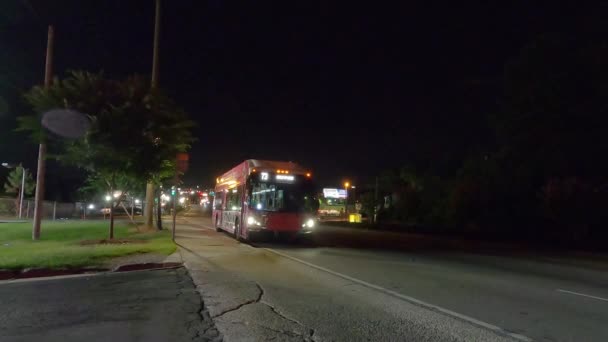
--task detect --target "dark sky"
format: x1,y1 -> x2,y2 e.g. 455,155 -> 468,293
0,1 -> 602,197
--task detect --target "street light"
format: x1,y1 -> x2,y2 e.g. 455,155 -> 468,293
2,163 -> 26,219
343,181 -> 350,218
105,195 -> 112,202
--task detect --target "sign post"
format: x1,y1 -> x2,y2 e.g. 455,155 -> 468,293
172,153 -> 189,241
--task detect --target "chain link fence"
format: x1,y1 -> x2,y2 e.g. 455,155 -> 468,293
0,197 -> 146,220
0,197 -> 93,220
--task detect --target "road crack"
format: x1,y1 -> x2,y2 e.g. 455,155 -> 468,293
256,324 -> 309,340
260,300 -> 304,327
210,281 -> 318,341
257,284 -> 318,341
178,268 -> 222,341
211,283 -> 264,318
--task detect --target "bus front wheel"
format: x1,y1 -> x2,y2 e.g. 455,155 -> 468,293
235,220 -> 251,242
215,215 -> 222,232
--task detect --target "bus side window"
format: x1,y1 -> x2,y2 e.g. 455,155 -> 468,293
226,187 -> 242,211
214,192 -> 224,210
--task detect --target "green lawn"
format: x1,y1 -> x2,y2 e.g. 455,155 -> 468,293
0,221 -> 176,270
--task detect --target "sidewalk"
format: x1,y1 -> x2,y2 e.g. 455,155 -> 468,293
167,218 -> 318,341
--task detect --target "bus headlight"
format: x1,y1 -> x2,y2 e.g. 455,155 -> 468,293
247,215 -> 261,226
305,218 -> 315,229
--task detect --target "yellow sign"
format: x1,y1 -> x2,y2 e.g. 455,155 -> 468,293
349,214 -> 362,223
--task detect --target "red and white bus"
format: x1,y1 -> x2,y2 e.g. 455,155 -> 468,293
213,159 -> 318,241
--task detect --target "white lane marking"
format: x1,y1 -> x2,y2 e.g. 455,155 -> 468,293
263,248 -> 533,342
557,289 -> 608,302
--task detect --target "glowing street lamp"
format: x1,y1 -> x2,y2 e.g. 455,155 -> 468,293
105,195 -> 112,202
343,181 -> 351,217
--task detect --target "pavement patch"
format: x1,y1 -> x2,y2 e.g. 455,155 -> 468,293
0,268 -> 221,342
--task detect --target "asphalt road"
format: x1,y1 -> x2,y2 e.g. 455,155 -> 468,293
182,206 -> 608,342
262,240 -> 608,342
0,268 -> 219,342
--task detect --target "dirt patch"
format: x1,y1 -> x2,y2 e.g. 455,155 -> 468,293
0,268 -> 108,280
79,238 -> 148,246
0,270 -> 18,281
17,268 -> 108,279
103,252 -> 169,270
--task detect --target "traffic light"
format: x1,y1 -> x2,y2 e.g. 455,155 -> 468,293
171,188 -> 176,196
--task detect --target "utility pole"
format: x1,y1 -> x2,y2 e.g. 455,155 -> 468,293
373,176 -> 379,224
145,0 -> 161,229
32,25 -> 54,240
151,0 -> 161,90
172,185 -> 177,241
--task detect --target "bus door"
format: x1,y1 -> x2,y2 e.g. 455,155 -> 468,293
222,186 -> 243,233
213,190 -> 225,227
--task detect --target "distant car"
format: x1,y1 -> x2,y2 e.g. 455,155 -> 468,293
100,208 -> 111,215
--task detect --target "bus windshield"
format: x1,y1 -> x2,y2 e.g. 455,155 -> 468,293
248,180 -> 317,213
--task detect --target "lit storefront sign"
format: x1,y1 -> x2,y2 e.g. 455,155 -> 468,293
323,188 -> 347,199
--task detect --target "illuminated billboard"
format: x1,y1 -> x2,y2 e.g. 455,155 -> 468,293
323,188 -> 347,199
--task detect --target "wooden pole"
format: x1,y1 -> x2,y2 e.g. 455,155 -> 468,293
32,25 -> 54,240
156,192 -> 163,229
144,0 -> 162,229
151,0 -> 161,89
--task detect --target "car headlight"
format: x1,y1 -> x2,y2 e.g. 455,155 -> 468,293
305,218 -> 315,228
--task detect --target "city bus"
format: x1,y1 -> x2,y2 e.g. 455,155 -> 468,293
213,160 -> 318,241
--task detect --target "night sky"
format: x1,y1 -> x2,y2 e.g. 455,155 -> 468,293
0,1 -> 603,199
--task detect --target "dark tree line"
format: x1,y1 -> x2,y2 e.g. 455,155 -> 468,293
361,30 -> 608,248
